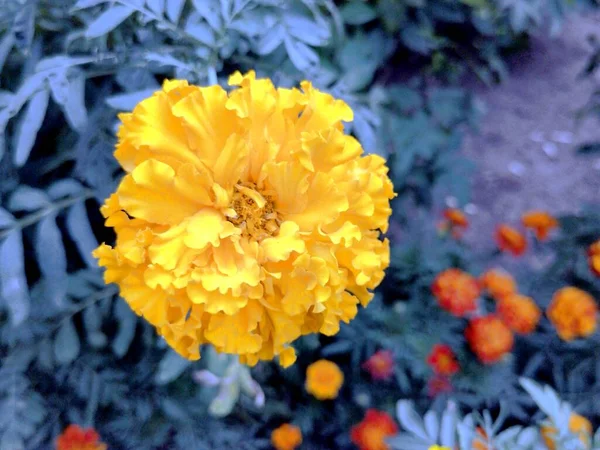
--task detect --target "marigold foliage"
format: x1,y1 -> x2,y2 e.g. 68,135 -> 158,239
547,287 -> 598,341
480,268 -> 517,300
432,269 -> 480,316
350,409 -> 398,450
427,344 -> 460,376
495,224 -> 527,256
497,294 -> 541,334
55,425 -> 106,450
271,423 -> 302,450
521,210 -> 558,241
362,350 -> 394,381
305,359 -> 344,400
465,315 -> 514,364
93,72 -> 394,366
541,413 -> 593,450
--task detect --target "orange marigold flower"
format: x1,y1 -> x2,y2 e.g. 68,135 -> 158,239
521,210 -> 558,241
427,375 -> 452,398
587,240 -> 600,277
271,423 -> 302,450
55,425 -> 107,450
439,208 -> 469,238
495,224 -> 527,256
479,268 -> 517,300
305,359 -> 344,400
432,269 -> 480,317
541,413 -> 592,450
465,315 -> 514,364
547,287 -> 598,341
497,294 -> 541,334
362,350 -> 394,381
427,344 -> 460,376
350,409 -> 398,450
92,71 -> 395,367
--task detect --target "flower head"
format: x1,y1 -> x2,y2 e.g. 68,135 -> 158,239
432,269 -> 480,316
521,210 -> 558,241
55,425 -> 106,450
547,287 -> 598,341
495,224 -> 527,256
588,240 -> 600,277
465,315 -> 514,364
427,375 -> 452,398
305,359 -> 344,400
271,423 -> 302,450
439,208 -> 469,238
479,268 -> 517,300
427,344 -> 459,376
541,413 -> 592,450
93,72 -> 394,366
362,350 -> 394,381
350,409 -> 398,450
497,293 -> 541,334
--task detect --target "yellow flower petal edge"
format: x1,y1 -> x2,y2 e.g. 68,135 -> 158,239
93,71 -> 395,367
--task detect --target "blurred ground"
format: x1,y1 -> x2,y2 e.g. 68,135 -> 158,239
460,12 -> 600,252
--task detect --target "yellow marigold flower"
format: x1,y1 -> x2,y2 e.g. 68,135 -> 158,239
93,72 -> 394,366
305,359 -> 344,399
547,287 -> 598,341
428,446 -> 451,450
271,423 -> 302,450
541,413 -> 592,450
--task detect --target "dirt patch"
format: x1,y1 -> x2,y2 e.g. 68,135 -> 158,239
459,12 -> 600,253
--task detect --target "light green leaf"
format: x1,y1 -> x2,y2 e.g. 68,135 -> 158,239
396,400 -> 429,441
155,349 -> 192,385
54,318 -> 80,365
8,186 -> 50,212
13,88 -> 49,167
284,35 -> 319,72
0,231 -> 30,325
146,0 -> 165,15
66,203 -> 98,268
166,0 -> 186,22
112,300 -> 137,358
85,5 -> 135,39
0,208 -> 14,227
106,88 -> 157,110
35,215 -> 67,308
340,1 -> 377,25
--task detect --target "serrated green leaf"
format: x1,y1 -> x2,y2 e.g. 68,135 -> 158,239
35,215 -> 67,308
54,318 -> 80,365
193,0 -> 223,30
185,18 -> 216,46
155,350 -> 191,385
0,231 -> 30,325
13,88 -> 49,167
85,5 -> 135,39
285,12 -> 330,47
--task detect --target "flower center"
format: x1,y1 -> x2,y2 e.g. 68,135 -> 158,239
227,182 -> 280,240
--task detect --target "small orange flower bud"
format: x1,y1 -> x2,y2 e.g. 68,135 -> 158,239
350,409 -> 398,450
305,359 -> 344,400
587,240 -> 600,277
427,344 -> 460,376
432,269 -> 480,317
497,294 -> 541,334
271,423 -> 302,450
521,210 -> 558,241
480,268 -> 517,300
465,315 -> 514,364
547,287 -> 598,341
495,224 -> 527,256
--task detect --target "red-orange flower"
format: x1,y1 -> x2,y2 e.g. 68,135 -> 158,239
472,427 -> 491,450
427,375 -> 452,398
55,425 -> 106,450
479,268 -> 517,300
362,350 -> 394,381
427,344 -> 459,376
588,240 -> 600,277
432,269 -> 480,316
495,224 -> 527,256
439,208 -> 469,238
497,293 -> 541,334
465,315 -> 514,364
522,210 -> 558,241
271,423 -> 302,450
351,409 -> 399,450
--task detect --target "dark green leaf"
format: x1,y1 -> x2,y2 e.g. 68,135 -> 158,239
35,215 -> 67,308
112,300 -> 137,358
155,350 -> 192,385
577,142 -> 600,154
0,231 -> 30,325
66,203 -> 98,268
340,1 -> 377,25
284,35 -> 319,72
13,88 -> 49,167
8,186 -> 50,212
106,88 -> 159,110
85,5 -> 135,39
